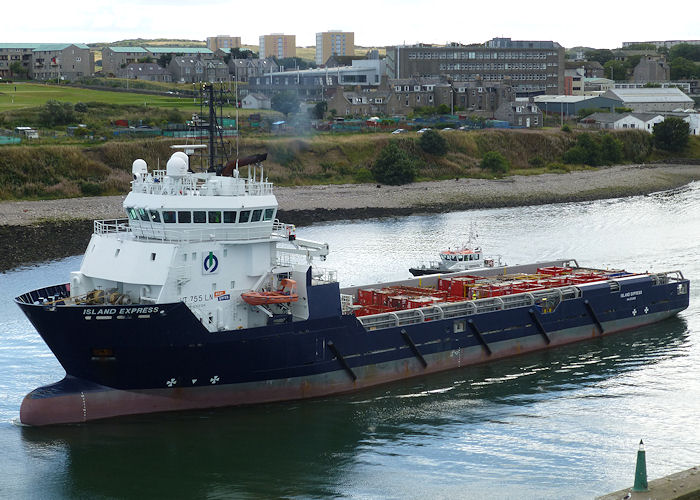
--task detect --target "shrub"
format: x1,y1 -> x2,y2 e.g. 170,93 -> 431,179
653,117 -> 690,152
528,156 -> 545,167
40,100 -> 75,127
600,134 -> 623,164
74,102 -> 88,113
561,124 -> 571,132
480,151 -> 510,174
371,142 -> 418,185
354,167 -> 374,183
418,129 -> 448,156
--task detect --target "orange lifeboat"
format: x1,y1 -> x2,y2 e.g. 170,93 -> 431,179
241,279 -> 299,306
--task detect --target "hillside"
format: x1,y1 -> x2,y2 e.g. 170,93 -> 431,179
0,128 -> 682,201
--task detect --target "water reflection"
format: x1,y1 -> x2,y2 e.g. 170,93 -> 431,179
20,318 -> 689,499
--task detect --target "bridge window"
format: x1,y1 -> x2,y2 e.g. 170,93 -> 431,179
223,211 -> 237,223
239,210 -> 251,223
177,211 -> 191,223
208,211 -> 222,223
263,208 -> 275,221
137,208 -> 149,222
193,211 -> 206,223
162,211 -> 176,223
126,207 -> 138,220
149,210 -> 161,223
251,209 -> 262,222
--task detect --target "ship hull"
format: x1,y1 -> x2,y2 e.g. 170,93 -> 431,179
16,275 -> 689,426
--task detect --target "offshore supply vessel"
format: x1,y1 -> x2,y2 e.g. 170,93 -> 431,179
15,87 -> 691,426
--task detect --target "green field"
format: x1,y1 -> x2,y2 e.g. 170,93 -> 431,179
0,82 -> 202,113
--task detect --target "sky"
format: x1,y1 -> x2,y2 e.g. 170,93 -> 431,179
3,0 -> 698,50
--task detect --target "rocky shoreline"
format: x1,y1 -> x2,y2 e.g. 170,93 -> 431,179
2,163 -> 699,272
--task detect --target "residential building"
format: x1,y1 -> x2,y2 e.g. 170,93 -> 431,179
101,47 -> 149,75
325,86 -> 393,116
206,35 -> 241,52
241,93 -> 271,109
31,44 -> 93,80
168,56 -> 205,83
386,37 -> 565,96
633,56 -> 670,83
601,87 -> 694,112
228,58 -> 279,82
117,63 -> 172,82
494,100 -> 543,127
564,68 -> 585,95
386,77 -> 452,114
259,34 -> 296,58
315,31 -> 354,66
452,79 -> 515,115
0,43 -> 37,79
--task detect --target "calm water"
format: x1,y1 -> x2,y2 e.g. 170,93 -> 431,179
1,182 -> 699,499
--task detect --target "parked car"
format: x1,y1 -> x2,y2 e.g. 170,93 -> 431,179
391,128 -> 407,134
417,128 -> 432,134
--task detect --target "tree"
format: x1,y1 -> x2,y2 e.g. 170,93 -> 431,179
271,91 -> 300,117
604,60 -> 627,80
9,61 -> 27,78
310,101 -> 327,119
418,129 -> 447,156
230,47 -> 258,60
670,57 -> 700,80
585,49 -> 614,65
653,117 -> 690,152
371,142 -> 418,185
600,134 -> 623,164
480,151 -> 510,174
137,56 -> 154,63
157,54 -> 172,68
669,43 -> 700,62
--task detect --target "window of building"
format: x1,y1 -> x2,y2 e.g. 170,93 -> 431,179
178,211 -> 191,223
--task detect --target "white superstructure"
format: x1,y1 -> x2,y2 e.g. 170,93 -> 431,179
69,151 -> 331,332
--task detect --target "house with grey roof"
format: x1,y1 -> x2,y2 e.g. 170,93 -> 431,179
494,100 -> 543,127
228,58 -> 279,82
601,87 -> 694,112
117,63 -> 172,82
241,93 -> 272,109
31,44 -> 93,80
579,111 -> 665,132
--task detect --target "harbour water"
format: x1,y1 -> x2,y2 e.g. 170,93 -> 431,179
1,182 -> 699,499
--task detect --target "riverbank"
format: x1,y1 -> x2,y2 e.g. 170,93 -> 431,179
1,163 -> 699,271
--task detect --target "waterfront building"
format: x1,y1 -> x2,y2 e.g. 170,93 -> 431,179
386,37 -> 565,96
601,87 -> 694,112
101,47 -> 149,76
316,31 -> 354,66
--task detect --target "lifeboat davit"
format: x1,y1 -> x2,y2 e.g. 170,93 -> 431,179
241,279 -> 298,306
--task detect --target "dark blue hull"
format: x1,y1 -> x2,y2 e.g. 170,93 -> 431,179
16,273 -> 690,425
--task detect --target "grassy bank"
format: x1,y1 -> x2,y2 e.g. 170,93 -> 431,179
2,128 -> 697,200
